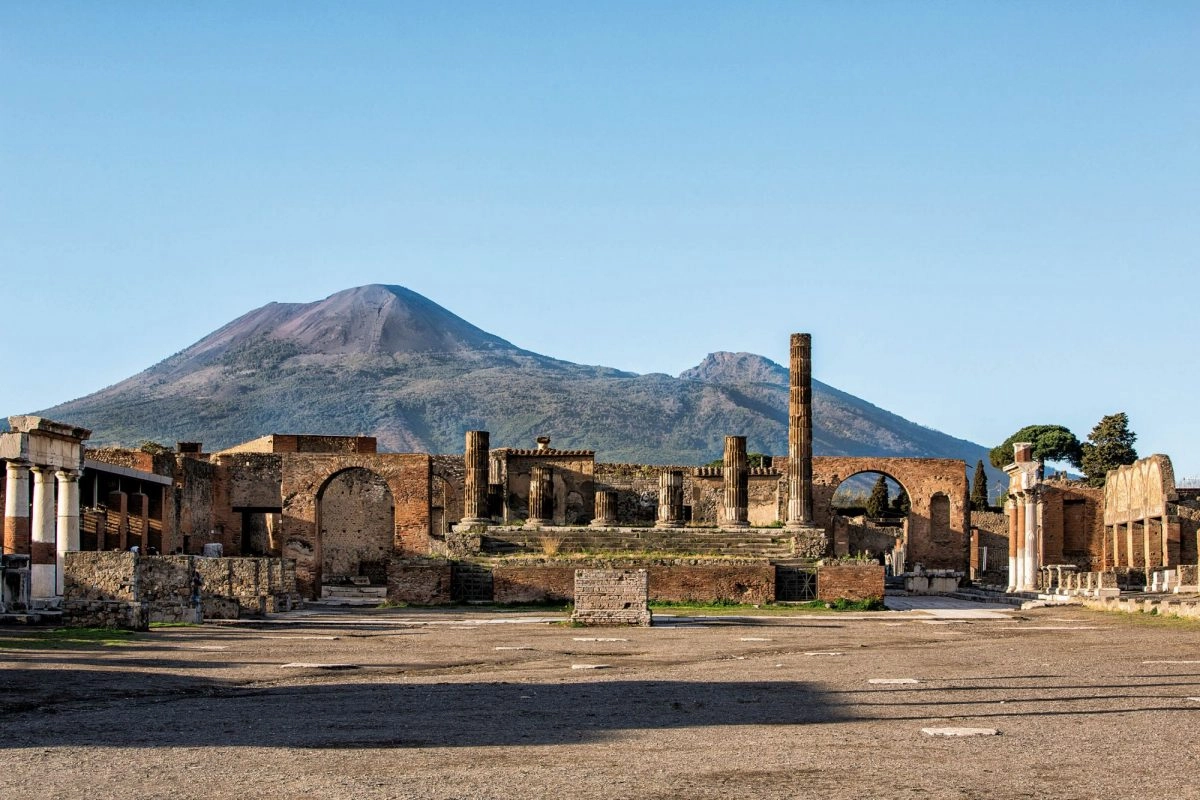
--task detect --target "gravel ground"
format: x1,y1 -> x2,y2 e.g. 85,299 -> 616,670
2,601 -> 1199,799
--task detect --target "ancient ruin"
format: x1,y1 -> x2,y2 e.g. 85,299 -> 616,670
4,331 -> 1197,623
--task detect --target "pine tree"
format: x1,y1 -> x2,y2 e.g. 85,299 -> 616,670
866,475 -> 890,518
1080,413 -> 1138,488
970,460 -> 988,511
890,489 -> 911,516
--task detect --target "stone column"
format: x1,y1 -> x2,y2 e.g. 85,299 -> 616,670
460,430 -> 491,525
527,465 -> 552,526
1145,517 -> 1163,571
3,459 -> 31,556
786,333 -> 814,527
30,466 -> 58,599
590,490 -> 618,528
1007,497 -> 1019,592
721,436 -> 749,529
1022,492 -> 1037,591
656,470 -> 684,528
55,469 -> 80,596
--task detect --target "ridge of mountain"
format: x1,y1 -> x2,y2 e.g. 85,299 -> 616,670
28,285 -> 1000,485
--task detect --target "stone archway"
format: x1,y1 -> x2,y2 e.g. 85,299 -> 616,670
317,467 -> 395,585
812,457 -> 969,571
826,470 -> 910,567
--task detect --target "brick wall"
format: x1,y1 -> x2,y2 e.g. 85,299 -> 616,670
816,563 -> 885,602
387,559 -> 452,604
487,560 -> 774,604
572,569 -> 651,626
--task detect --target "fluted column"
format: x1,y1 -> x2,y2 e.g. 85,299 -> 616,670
786,333 -> 814,527
55,470 -> 80,596
461,430 -> 491,525
30,466 -> 58,598
1006,496 -> 1018,592
527,465 -> 552,526
4,459 -> 31,556
591,490 -> 617,528
656,470 -> 685,528
721,436 -> 749,529
1022,490 -> 1037,591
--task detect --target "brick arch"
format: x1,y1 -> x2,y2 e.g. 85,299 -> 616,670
278,453 -> 432,598
317,467 -> 395,584
812,457 -> 969,570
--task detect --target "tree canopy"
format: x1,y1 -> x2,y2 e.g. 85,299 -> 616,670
866,475 -> 890,518
989,425 -> 1083,470
1080,412 -> 1138,487
970,460 -> 988,511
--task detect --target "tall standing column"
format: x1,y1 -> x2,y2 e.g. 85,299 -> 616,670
30,466 -> 58,599
721,436 -> 749,529
3,459 -> 31,556
786,333 -> 814,527
1022,491 -> 1038,591
527,465 -> 552,526
1007,497 -> 1019,592
656,470 -> 684,528
460,430 -> 491,525
591,490 -> 618,528
55,469 -> 80,596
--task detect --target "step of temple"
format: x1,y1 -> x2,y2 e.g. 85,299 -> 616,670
320,585 -> 388,599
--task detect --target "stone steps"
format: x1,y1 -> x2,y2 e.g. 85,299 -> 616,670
482,529 -> 794,558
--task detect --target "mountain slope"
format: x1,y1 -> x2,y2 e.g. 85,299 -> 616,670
32,285 -> 997,479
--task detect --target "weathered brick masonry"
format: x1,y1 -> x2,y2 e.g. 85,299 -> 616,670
572,569 -> 651,626
816,563 -> 885,603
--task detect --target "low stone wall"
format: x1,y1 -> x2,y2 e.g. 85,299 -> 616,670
63,552 -> 299,628
816,564 -> 884,602
572,569 -> 651,626
387,559 -> 452,604
1082,594 -> 1200,619
487,560 -> 775,604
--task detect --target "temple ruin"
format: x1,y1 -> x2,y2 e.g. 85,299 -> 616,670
4,331 -> 1196,619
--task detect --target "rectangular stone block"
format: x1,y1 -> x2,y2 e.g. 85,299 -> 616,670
572,569 -> 651,626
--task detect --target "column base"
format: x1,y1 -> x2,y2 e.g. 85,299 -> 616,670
655,520 -> 684,529
589,520 -> 616,529
30,563 -> 57,600
452,520 -> 492,533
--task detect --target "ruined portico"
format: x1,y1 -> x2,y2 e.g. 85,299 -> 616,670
0,416 -> 91,602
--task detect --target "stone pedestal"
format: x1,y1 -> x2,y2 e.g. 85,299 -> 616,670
590,490 -> 617,528
656,470 -> 684,528
720,436 -> 749,530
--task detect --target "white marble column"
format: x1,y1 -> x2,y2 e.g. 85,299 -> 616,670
30,466 -> 58,598
1006,497 -> 1018,592
55,470 -> 80,596
1022,492 -> 1038,591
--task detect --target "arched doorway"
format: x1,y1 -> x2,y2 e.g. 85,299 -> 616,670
828,470 -> 909,572
317,468 -> 395,586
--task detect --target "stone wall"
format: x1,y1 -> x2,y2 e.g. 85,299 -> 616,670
816,563 -> 885,602
62,552 -> 299,628
572,569 -> 651,626
488,559 -> 774,604
594,463 -> 783,527
387,559 -> 452,604
500,450 -> 594,525
431,455 -> 466,536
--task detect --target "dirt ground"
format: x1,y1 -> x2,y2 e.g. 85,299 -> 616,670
2,599 -> 1199,800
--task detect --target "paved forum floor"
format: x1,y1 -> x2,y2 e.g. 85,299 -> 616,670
2,601 -> 1199,799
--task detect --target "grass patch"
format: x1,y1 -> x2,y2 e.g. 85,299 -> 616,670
148,621 -> 200,628
0,627 -> 138,650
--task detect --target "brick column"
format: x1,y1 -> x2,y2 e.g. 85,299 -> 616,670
55,469 -> 80,596
30,466 -> 57,598
656,470 -> 684,528
527,465 -> 552,526
786,333 -> 814,527
3,459 -> 31,556
590,490 -> 618,528
460,430 -> 491,525
721,436 -> 749,530
1145,517 -> 1163,570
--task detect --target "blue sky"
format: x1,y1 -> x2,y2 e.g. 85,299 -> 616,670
2,3 -> 1198,474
